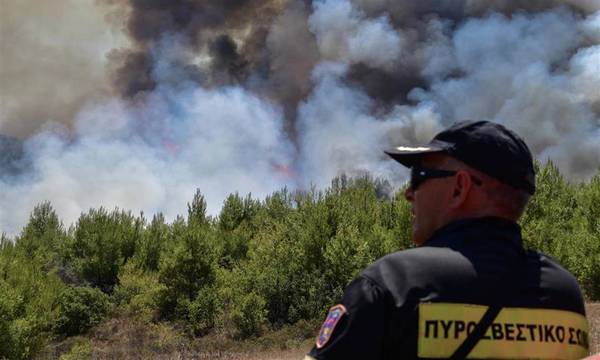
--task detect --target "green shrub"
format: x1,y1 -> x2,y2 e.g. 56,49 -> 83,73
0,282 -> 34,359
113,263 -> 164,321
570,174 -> 600,299
187,288 -> 217,335
521,162 -> 578,254
188,189 -> 211,228
231,177 -> 412,328
216,193 -> 260,268
133,214 -> 169,272
59,340 -> 92,360
229,291 -> 267,339
4,316 -> 47,360
157,205 -> 217,321
218,193 -> 260,233
65,208 -> 143,291
53,286 -> 110,337
217,267 -> 268,339
0,248 -> 65,360
521,162 -> 600,300
15,202 -> 65,258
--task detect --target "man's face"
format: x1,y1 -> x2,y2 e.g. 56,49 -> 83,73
404,154 -> 455,246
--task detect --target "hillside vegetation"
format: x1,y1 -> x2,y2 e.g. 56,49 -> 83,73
1,162 -> 599,359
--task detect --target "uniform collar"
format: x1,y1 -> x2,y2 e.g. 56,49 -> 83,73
424,216 -> 523,249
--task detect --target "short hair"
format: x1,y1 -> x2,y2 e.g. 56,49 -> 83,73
442,156 -> 531,219
480,177 -> 531,219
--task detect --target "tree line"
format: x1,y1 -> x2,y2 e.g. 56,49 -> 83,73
0,161 -> 598,359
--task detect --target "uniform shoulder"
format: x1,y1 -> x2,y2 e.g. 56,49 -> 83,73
365,246 -> 463,272
528,249 -> 580,284
361,246 -> 471,290
525,249 -> 586,314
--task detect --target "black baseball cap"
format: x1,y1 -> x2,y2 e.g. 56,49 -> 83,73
385,120 -> 536,194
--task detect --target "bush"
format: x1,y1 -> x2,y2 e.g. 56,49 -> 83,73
157,194 -> 217,323
113,263 -> 165,321
216,193 -> 260,268
155,195 -> 219,334
66,208 -> 143,291
217,268 -> 268,339
53,286 -> 110,337
220,176 -> 413,331
521,162 -> 600,300
570,174 -> 600,299
187,288 -> 217,335
4,316 -> 47,360
229,291 -> 268,339
15,202 -> 66,260
0,249 -> 65,360
59,341 -> 92,360
133,213 -> 169,272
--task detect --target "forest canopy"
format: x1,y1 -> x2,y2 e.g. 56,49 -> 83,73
1,161 -> 599,359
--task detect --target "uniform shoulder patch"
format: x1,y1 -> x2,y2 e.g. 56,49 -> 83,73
316,304 -> 347,349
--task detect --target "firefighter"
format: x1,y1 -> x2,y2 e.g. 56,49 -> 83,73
305,120 -> 589,359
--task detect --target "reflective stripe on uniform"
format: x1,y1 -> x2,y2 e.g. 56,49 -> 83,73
418,303 -> 589,359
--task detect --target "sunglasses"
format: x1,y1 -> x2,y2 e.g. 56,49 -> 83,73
410,166 -> 483,190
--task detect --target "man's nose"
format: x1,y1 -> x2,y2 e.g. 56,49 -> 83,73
404,186 -> 414,202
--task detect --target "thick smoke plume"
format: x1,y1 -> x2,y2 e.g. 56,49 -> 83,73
1,0 -> 599,235
0,0 -> 126,137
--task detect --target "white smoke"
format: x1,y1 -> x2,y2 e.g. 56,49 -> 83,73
409,9 -> 600,178
297,63 -> 443,188
0,86 -> 293,236
297,63 -> 391,187
1,1 -> 599,236
308,0 -> 404,70
570,45 -> 600,107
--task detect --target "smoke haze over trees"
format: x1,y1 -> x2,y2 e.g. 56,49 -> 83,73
1,0 -> 600,234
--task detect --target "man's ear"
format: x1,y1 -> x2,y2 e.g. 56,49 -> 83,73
450,170 -> 472,208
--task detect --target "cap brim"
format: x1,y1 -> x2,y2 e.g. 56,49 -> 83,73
384,144 -> 446,167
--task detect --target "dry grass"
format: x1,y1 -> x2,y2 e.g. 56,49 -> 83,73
44,303 -> 599,359
587,302 -> 600,354
43,316 -> 318,360
42,317 -> 189,359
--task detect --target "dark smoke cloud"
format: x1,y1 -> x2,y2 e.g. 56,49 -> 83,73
1,0 -> 599,235
108,50 -> 157,97
0,135 -> 30,178
101,0 -> 285,95
102,0 -> 600,113
261,1 -> 320,133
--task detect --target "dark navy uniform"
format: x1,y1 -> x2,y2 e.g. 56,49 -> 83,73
307,217 -> 589,359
